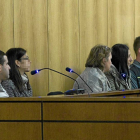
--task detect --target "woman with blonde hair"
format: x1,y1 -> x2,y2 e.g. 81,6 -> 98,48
73,45 -> 112,93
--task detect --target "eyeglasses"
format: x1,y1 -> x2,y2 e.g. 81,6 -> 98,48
20,57 -> 30,61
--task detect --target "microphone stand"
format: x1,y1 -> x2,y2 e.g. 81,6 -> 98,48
66,67 -> 93,97
31,68 -> 85,95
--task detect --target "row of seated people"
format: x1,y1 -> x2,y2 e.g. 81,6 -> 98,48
73,36 -> 140,93
0,48 -> 32,97
0,37 -> 140,97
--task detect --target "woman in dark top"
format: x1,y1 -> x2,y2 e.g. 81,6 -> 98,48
105,44 -> 133,91
2,48 -> 32,97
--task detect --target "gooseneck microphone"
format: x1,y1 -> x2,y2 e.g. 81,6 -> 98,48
66,67 -> 93,96
31,70 -> 41,75
31,68 -> 84,94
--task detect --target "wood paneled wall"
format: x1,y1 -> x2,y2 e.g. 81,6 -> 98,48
0,0 -> 138,96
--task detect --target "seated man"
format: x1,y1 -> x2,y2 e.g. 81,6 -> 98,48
0,50 -> 10,97
130,36 -> 140,89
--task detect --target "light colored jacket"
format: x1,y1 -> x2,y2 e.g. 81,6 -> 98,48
73,67 -> 111,93
105,64 -> 131,91
0,84 -> 9,97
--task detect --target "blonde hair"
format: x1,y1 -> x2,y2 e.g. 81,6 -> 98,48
85,45 -> 111,71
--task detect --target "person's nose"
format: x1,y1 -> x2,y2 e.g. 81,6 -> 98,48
130,56 -> 133,62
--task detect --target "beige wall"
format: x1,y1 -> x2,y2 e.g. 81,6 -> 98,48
0,0 -> 138,96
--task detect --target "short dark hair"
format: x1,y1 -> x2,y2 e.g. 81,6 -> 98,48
85,45 -> 111,71
6,48 -> 31,92
133,36 -> 140,56
111,44 -> 129,76
0,50 -> 6,65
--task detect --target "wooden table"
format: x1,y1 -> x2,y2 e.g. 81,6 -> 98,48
0,90 -> 140,140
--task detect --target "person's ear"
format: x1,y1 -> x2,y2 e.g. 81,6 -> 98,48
0,64 -> 2,72
15,60 -> 20,67
103,58 -> 107,64
138,48 -> 140,54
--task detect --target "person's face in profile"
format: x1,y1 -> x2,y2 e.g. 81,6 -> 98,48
127,50 -> 133,67
16,53 -> 31,75
103,52 -> 112,72
1,55 -> 11,80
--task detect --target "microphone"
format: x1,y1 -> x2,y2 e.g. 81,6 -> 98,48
121,73 -> 127,79
31,70 -> 41,75
31,68 -> 85,95
66,67 -> 93,96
